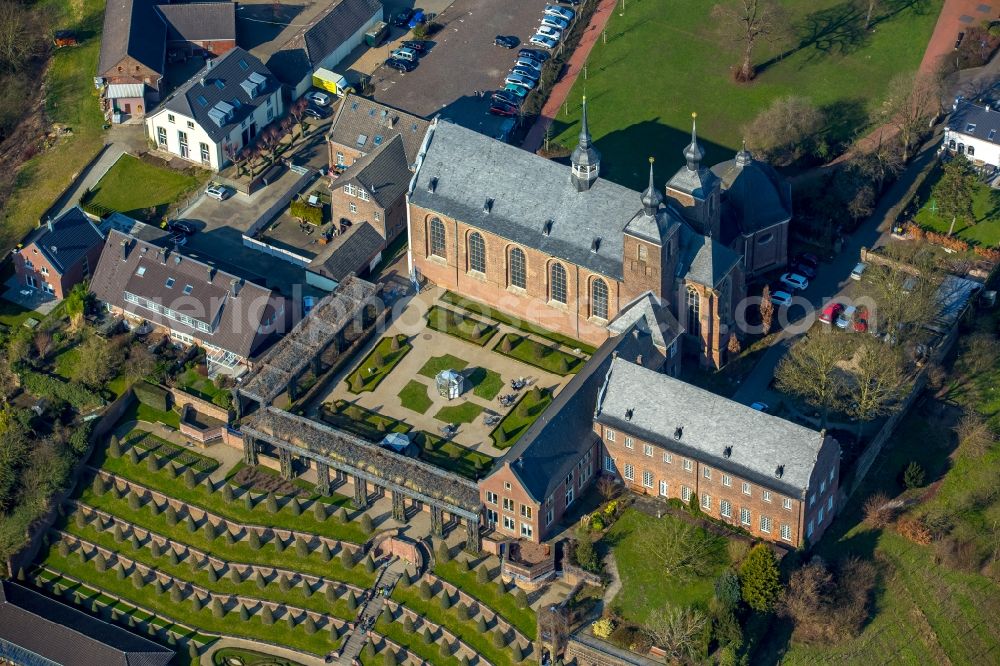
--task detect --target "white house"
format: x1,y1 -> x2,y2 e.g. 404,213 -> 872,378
942,98 -> 1000,170
145,47 -> 283,171
266,0 -> 383,99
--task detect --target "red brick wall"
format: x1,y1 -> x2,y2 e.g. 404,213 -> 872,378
102,55 -> 161,91
598,423 -> 839,548
329,182 -> 400,242
13,240 -> 103,299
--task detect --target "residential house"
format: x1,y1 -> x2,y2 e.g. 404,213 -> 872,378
145,47 -> 283,171
595,358 -> 840,547
91,230 -> 288,375
266,0 -> 383,99
0,579 -> 174,666
13,207 -> 105,299
943,98 -> 1000,170
96,0 -> 237,123
327,94 -> 429,170
478,294 -> 682,542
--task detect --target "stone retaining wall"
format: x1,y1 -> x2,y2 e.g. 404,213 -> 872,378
420,572 -> 530,646
166,385 -> 231,423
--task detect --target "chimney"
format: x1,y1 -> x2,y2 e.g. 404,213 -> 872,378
625,408 -> 634,421
427,177 -> 438,193
160,247 -> 169,265
200,77 -> 206,87
50,245 -> 58,255
120,238 -> 129,262
723,446 -> 732,458
46,217 -> 54,233
207,267 -> 215,284
674,426 -> 683,440
230,277 -> 241,297
635,353 -> 643,365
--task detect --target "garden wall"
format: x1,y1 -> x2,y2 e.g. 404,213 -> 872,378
166,386 -> 231,423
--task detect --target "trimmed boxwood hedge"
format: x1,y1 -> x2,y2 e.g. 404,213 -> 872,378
21,371 -> 103,409
133,382 -> 170,412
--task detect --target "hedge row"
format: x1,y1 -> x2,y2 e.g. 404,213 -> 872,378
134,382 -> 170,412
21,371 -> 103,409
290,199 -> 323,226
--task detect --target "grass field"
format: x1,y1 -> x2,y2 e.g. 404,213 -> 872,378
0,0 -> 108,253
84,153 -> 205,221
433,402 -> 484,425
345,335 -> 411,393
914,164 -> 1000,246
551,0 -> 941,189
495,334 -> 582,375
398,379 -> 433,414
491,388 -> 553,448
413,432 -> 493,480
418,354 -> 470,379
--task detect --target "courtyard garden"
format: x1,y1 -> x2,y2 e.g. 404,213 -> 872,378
491,387 -> 554,449
550,0 -> 941,188
80,153 -> 208,221
345,334 -> 411,393
426,305 -> 498,346
495,333 -> 583,375
913,161 -> 1000,246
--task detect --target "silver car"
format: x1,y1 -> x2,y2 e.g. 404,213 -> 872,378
205,183 -> 230,201
544,4 -> 575,20
504,73 -> 537,89
515,57 -> 542,73
540,15 -> 570,31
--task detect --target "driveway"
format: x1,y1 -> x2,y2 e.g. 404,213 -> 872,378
732,126 -> 945,407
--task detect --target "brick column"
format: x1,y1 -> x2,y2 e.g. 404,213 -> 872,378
316,462 -> 331,496
278,447 -> 293,479
242,436 -> 258,466
465,517 -> 480,554
353,476 -> 368,509
391,490 -> 406,523
430,505 -> 443,537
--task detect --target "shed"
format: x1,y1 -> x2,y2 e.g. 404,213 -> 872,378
436,369 -> 464,399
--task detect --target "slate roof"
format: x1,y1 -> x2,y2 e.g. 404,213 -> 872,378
328,94 -> 429,165
494,315 -> 664,503
338,134 -> 411,207
677,224 -> 741,288
160,47 -> 278,144
0,580 -> 173,666
711,149 -> 792,236
99,212 -> 172,246
91,230 -> 278,359
947,100 -> 1000,145
595,358 -> 828,496
410,120 -> 646,281
606,291 -> 683,351
266,0 -> 383,86
158,2 -> 236,43
308,222 -> 385,281
24,207 -> 104,275
97,0 -> 166,76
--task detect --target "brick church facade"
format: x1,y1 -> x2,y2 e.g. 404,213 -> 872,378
406,104 -> 790,368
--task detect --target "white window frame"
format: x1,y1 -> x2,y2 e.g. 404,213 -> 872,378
663,452 -> 672,464
740,507 -> 751,526
701,493 -> 711,510
502,516 -> 515,531
742,481 -> 752,496
605,428 -> 615,442
486,491 -> 497,505
520,522 -> 533,538
721,499 -> 732,518
760,515 -> 772,533
783,497 -> 792,511
683,459 -> 692,472
681,486 -> 692,502
722,474 -> 731,487
762,490 -> 772,503
780,523 -> 791,542
502,497 -> 514,512
604,455 -> 615,473
659,480 -> 668,497
643,443 -> 652,456
703,467 -> 711,480
623,463 -> 634,482
642,470 -> 653,488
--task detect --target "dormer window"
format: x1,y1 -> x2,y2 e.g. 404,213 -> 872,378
966,123 -> 977,133
165,278 -> 175,288
543,219 -> 553,236
483,198 -> 494,214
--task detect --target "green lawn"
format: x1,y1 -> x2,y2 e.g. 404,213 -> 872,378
417,354 -> 469,379
914,163 -> 1000,246
467,367 -> 504,400
0,298 -> 40,330
117,397 -> 182,429
94,442 -> 366,543
433,402 -> 484,425
83,154 -> 206,221
176,368 -> 227,405
551,0 -> 941,189
1,0 -> 108,254
606,509 -> 730,625
111,429 -> 219,473
425,305 -> 498,346
413,432 -> 493,480
345,335 -> 411,393
398,380 -> 433,414
433,559 -> 537,637
374,615 -> 465,666
491,388 -> 553,448
495,334 -> 582,375
212,647 -> 306,666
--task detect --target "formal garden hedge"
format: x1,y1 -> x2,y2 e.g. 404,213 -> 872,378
134,382 -> 170,412
345,335 -> 411,394
21,370 -> 103,409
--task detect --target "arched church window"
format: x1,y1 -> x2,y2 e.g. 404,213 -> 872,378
468,232 -> 486,273
550,263 -> 567,304
429,218 -> 446,257
686,285 -> 701,336
509,247 -> 526,289
592,278 -> 609,320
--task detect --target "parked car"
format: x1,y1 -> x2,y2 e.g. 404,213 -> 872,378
850,261 -> 868,281
306,90 -> 332,107
559,0 -> 581,5
402,40 -> 430,52
519,48 -> 550,62
529,34 -> 558,49
392,8 -> 414,27
490,102 -> 519,117
304,104 -> 332,119
494,35 -> 519,48
540,15 -> 570,31
818,302 -> 843,324
166,219 -> 195,236
770,290 -> 793,307
835,305 -> 856,330
505,73 -> 536,89
536,25 -> 562,40
408,9 -> 426,29
544,4 -> 575,20
492,90 -> 521,106
390,47 -> 419,62
510,66 -> 540,82
385,57 -> 417,72
503,83 -> 530,98
795,252 -> 820,269
750,402 -> 769,413
515,57 -> 543,73
852,307 -> 869,333
793,261 -> 816,280
780,272 -> 809,291
205,183 -> 230,201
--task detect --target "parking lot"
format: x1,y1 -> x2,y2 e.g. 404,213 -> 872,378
365,0 -> 559,138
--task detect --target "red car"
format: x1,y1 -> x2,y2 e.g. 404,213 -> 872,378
852,307 -> 869,333
819,302 -> 843,324
489,103 -> 518,117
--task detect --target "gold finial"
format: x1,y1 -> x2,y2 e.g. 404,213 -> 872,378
691,112 -> 697,119
582,95 -> 587,102
648,156 -> 654,164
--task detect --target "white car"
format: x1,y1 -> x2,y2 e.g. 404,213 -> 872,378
770,290 -> 793,307
505,73 -> 537,89
536,25 -> 562,40
850,262 -> 868,281
750,402 -> 769,412
305,91 -> 332,107
544,4 -> 575,20
529,34 -> 558,49
515,58 -> 542,73
780,272 -> 809,291
540,15 -> 570,30
205,183 -> 230,201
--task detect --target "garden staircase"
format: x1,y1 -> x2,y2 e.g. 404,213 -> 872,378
335,558 -> 407,664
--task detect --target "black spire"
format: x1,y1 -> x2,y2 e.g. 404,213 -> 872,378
571,96 -> 601,191
683,112 -> 704,172
735,138 -> 752,167
641,157 -> 662,216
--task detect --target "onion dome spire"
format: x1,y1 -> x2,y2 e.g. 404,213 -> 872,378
683,112 -> 704,171
641,157 -> 663,216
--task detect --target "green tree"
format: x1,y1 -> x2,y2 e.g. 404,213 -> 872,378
265,492 -> 278,513
108,436 -> 121,457
903,461 -> 926,488
937,155 -> 977,235
739,544 -> 782,612
846,339 -> 905,440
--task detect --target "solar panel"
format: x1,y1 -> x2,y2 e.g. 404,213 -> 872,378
196,95 -> 208,107
239,59 -> 249,70
215,79 -> 225,89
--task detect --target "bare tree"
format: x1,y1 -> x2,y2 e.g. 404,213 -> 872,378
845,339 -> 906,440
640,517 -> 719,581
774,332 -> 851,427
596,474 -> 619,501
851,131 -> 905,193
121,344 -> 157,386
862,490 -> 894,528
645,605 -> 707,662
32,330 -> 52,360
72,335 -> 124,390
0,352 -> 16,402
760,285 -> 774,334
712,0 -> 788,82
876,71 -> 943,161
863,246 -> 939,342
0,1 -> 43,72
954,411 -> 994,458
289,97 -> 308,134
744,96 -> 826,166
